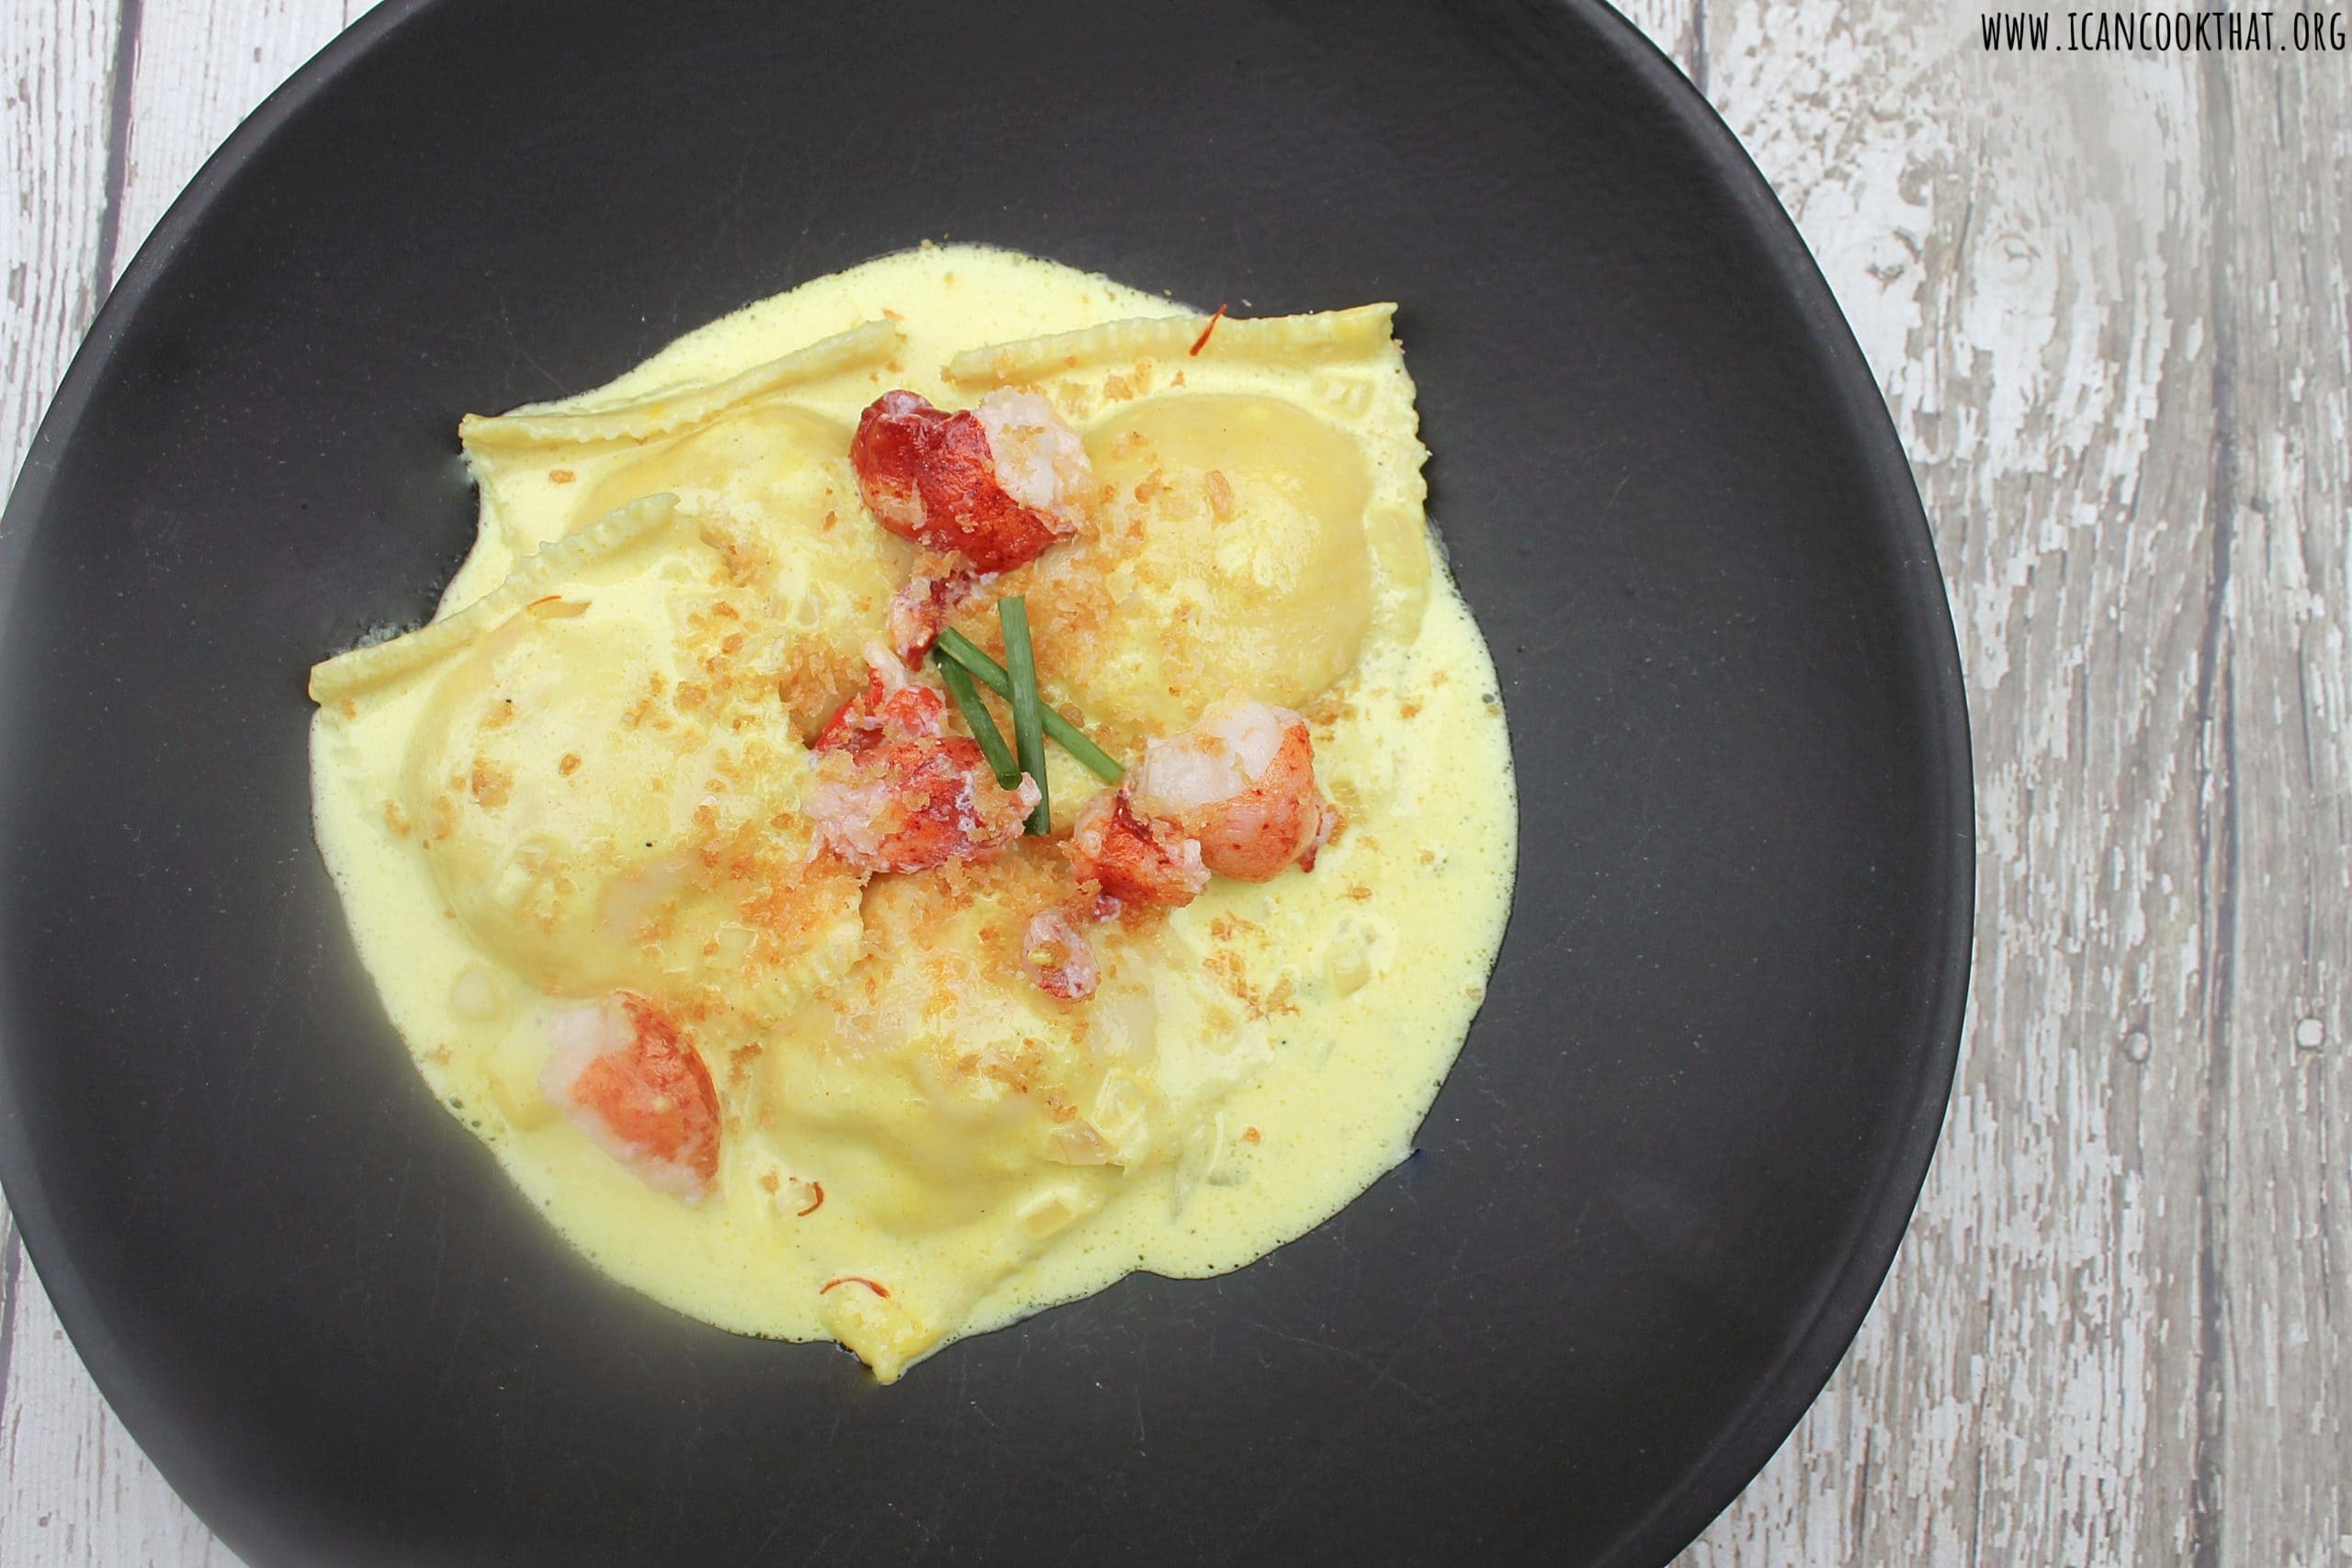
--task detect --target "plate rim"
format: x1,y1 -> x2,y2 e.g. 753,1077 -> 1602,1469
1565,5 -> 1975,1562
0,2 -> 1975,1563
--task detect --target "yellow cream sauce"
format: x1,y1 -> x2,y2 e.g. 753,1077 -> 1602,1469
310,245 -> 1515,1380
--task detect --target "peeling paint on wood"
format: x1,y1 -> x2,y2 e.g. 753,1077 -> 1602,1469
1674,6 -> 2350,1565
2,3 -> 2344,1563
2,6 -> 364,1566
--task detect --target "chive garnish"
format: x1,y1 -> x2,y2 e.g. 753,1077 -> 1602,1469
999,597 -> 1050,835
933,626 -> 1125,784
933,648 -> 1019,789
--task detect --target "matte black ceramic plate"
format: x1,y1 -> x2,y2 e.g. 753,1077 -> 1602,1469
0,2 -> 1971,1563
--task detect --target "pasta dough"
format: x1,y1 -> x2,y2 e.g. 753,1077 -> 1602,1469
308,244 -> 1513,1381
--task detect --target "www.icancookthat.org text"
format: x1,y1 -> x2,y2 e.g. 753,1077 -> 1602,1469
1979,9 -> 2347,50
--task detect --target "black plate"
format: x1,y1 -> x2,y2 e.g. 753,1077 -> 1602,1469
0,2 -> 1970,1563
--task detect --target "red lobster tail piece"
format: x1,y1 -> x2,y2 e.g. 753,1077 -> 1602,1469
849,389 -> 1085,574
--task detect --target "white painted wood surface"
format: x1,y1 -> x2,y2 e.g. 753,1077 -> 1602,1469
2,3 -> 2345,1562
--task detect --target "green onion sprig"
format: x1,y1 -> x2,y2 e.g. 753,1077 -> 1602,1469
933,626 -> 1125,784
933,649 -> 1020,789
998,597 -> 1050,836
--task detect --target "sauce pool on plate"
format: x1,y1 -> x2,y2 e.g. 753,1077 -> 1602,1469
308,244 -> 1516,1381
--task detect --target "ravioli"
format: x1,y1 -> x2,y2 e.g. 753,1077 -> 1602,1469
309,244 -> 1514,1381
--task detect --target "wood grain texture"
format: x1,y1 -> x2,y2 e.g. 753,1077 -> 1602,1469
0,2 -> 2344,1564
1685,7 -> 2219,1559
1668,5 -> 2352,1565
113,0 -> 376,265
0,5 -> 363,1564
2201,40 -> 2349,1568
0,6 -> 206,1565
1,0 -> 119,478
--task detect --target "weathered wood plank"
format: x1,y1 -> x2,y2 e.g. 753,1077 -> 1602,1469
6,2 -> 2347,1565
1674,2 -> 2208,1562
0,0 -> 118,480
2206,42 -> 2350,1568
1609,0 -> 1705,84
0,4 -> 362,1564
0,3 -> 241,1562
1672,6 -> 2351,1567
1,1266 -> 245,1565
0,1 -> 142,1563
111,0 -> 375,270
